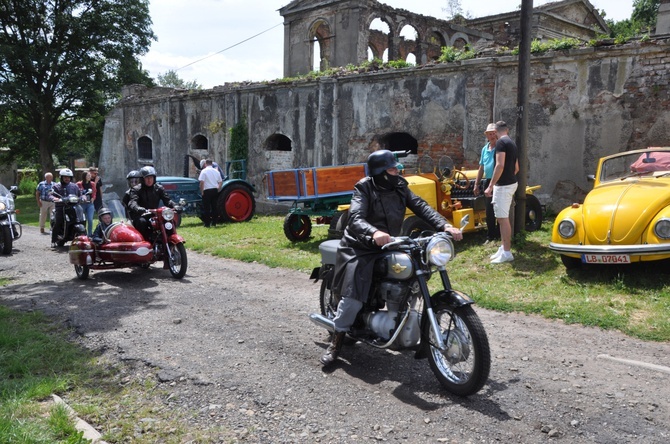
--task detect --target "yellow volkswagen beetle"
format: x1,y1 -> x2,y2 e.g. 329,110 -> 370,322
550,147 -> 670,269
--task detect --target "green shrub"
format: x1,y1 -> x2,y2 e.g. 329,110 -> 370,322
18,176 -> 38,196
438,46 -> 475,63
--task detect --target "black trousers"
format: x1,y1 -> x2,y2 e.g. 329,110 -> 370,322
201,188 -> 219,226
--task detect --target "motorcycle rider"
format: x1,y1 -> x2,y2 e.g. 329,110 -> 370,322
49,168 -> 81,248
122,170 -> 142,219
320,150 -> 464,366
127,166 -> 178,241
91,207 -> 114,245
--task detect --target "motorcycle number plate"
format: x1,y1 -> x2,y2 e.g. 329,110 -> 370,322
581,254 -> 631,264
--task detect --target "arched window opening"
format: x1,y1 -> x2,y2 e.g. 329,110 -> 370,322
427,31 -> 447,60
398,24 -> 418,64
452,37 -> 468,49
138,136 -> 153,160
309,19 -> 332,72
368,18 -> 391,62
265,134 -> 292,152
378,132 -> 418,155
191,134 -> 208,151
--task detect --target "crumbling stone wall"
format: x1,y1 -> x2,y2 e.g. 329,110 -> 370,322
100,39 -> 670,213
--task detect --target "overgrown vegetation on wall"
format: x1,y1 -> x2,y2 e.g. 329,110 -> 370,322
228,116 -> 248,161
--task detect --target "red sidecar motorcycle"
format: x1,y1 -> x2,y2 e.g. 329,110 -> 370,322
68,207 -> 187,280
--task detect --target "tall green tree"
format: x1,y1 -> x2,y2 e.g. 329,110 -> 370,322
0,0 -> 156,173
157,70 -> 202,90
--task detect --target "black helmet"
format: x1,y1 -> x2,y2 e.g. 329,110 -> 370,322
140,166 -> 157,179
126,170 -> 141,180
367,150 -> 398,176
98,207 -> 112,221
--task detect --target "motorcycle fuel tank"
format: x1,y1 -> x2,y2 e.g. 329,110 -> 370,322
375,252 -> 413,280
98,223 -> 153,263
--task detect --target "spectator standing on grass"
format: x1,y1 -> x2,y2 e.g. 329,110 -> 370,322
474,123 -> 500,244
484,121 -> 519,264
198,159 -> 222,228
35,172 -> 55,234
89,167 -> 103,211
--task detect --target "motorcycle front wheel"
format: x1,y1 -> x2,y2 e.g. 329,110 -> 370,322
74,264 -> 90,280
167,242 -> 187,279
0,225 -> 12,254
424,304 -> 491,396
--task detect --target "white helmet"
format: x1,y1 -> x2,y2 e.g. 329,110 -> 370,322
59,168 -> 74,178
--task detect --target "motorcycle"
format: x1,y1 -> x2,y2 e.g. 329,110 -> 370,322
309,216 -> 491,396
50,189 -> 90,247
69,206 -> 187,280
0,184 -> 21,254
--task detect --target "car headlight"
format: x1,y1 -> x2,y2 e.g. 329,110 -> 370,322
654,218 -> 670,239
163,208 -> 175,221
426,236 -> 455,266
557,219 -> 576,239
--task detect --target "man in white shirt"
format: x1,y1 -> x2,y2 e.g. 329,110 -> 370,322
198,159 -> 223,227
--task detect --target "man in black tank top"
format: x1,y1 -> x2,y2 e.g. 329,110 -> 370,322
484,121 -> 519,264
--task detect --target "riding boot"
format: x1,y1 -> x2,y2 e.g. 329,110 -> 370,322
320,331 -> 345,366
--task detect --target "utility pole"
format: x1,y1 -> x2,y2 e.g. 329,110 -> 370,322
514,0 -> 533,234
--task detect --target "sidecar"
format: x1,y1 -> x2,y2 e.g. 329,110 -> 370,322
69,222 -> 153,279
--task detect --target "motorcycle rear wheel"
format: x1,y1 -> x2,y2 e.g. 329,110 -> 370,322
74,264 -> 90,280
0,225 -> 12,254
167,243 -> 188,279
424,304 -> 491,396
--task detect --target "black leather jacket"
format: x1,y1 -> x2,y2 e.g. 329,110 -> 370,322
333,175 -> 447,302
127,183 -> 176,220
342,175 -> 447,250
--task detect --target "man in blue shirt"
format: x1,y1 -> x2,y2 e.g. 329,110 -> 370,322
35,172 -> 55,234
474,123 -> 499,244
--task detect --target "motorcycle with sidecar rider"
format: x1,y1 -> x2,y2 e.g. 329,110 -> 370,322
68,206 -> 187,280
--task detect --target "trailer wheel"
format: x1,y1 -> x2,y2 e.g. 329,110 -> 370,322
218,184 -> 255,222
284,214 -> 312,241
524,194 -> 543,232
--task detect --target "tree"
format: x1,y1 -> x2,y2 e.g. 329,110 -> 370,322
0,0 -> 156,174
157,70 -> 202,90
442,0 -> 472,22
632,0 -> 660,31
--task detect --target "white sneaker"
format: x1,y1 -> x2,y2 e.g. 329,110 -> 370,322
491,251 -> 514,264
490,246 -> 504,260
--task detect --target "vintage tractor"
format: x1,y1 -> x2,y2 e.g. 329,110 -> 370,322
327,155 -> 543,240
157,155 -> 256,223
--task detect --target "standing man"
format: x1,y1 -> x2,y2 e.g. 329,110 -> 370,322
35,172 -> 55,234
484,121 -> 519,264
89,167 -> 103,211
198,159 -> 222,227
474,123 -> 499,244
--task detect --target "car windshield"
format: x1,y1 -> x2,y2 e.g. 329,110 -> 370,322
600,150 -> 670,182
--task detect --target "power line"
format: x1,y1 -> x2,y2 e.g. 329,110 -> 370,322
175,22 -> 283,72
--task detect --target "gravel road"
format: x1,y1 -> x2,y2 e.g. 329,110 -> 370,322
1,226 -> 669,443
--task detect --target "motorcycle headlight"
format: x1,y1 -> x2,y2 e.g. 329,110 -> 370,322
557,219 -> 576,239
68,195 -> 80,204
0,201 -> 6,211
162,208 -> 175,221
654,218 -> 670,239
426,236 -> 455,267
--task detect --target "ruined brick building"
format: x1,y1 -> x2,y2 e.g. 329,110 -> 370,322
100,0 -> 670,212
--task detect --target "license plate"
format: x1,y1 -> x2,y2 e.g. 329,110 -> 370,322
582,254 -> 631,264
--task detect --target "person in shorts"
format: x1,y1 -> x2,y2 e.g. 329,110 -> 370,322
484,121 -> 519,264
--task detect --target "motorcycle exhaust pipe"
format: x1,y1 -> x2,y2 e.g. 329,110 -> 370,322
308,313 -> 335,333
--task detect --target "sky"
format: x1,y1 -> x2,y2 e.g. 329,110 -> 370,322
139,0 -> 635,89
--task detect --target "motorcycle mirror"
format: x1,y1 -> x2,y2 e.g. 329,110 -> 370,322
459,214 -> 470,230
179,198 -> 186,206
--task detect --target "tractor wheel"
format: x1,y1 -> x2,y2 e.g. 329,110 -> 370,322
217,184 -> 255,223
